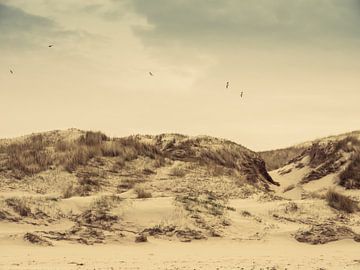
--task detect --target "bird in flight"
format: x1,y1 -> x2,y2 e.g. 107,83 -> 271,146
226,81 -> 229,89
149,72 -> 154,76
9,69 -> 13,74
48,44 -> 54,48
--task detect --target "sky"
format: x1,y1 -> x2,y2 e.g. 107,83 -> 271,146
1,0 -> 359,151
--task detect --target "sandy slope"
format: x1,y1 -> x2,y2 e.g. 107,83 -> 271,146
1,130 -> 360,269
1,195 -> 360,270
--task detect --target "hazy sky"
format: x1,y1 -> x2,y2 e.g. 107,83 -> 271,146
1,0 -> 359,150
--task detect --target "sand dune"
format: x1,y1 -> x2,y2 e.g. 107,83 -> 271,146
0,129 -> 360,269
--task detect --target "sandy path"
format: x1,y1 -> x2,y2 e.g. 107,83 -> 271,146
1,237 -> 360,270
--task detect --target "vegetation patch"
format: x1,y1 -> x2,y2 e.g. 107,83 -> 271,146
134,184 -> 152,198
295,224 -> 359,244
175,191 -> 231,237
339,153 -> 360,189
24,232 -> 53,246
325,189 -> 359,213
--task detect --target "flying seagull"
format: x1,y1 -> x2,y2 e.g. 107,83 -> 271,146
149,72 -> 154,76
226,81 -> 229,89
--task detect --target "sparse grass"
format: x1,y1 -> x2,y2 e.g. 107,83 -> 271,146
325,189 -> 359,213
3,196 -> 63,220
153,156 -> 166,168
76,195 -> 122,230
79,131 -> 109,146
259,146 -> 305,171
176,191 -> 227,217
90,195 -> 123,211
175,191 -> 230,236
134,184 -> 152,198
61,170 -> 103,198
100,141 -> 123,157
339,153 -> 360,189
111,157 -> 125,172
62,183 -> 76,199
207,164 -> 232,177
200,147 -> 238,170
59,133 -> 162,173
170,165 -> 186,177
63,146 -> 96,172
117,178 -> 136,191
24,232 -> 53,246
6,135 -> 53,177
5,197 -> 32,217
335,136 -> 360,152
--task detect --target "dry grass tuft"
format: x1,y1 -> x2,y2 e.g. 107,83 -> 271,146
24,232 -> 53,246
170,165 -> 187,177
6,135 -> 53,177
5,197 -> 32,217
325,189 -> 359,213
79,131 -> 109,146
339,153 -> 360,189
134,184 -> 152,198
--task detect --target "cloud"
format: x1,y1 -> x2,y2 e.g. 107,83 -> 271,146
120,0 -> 360,49
0,3 -> 86,50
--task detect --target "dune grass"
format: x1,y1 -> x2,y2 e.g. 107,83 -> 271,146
325,189 -> 359,213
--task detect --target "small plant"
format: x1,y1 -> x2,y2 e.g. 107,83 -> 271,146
134,184 -> 152,199
117,178 -> 143,192
284,202 -> 298,213
90,195 -> 122,211
170,166 -> 186,177
325,189 -> 359,213
62,183 -> 76,199
135,234 -> 148,243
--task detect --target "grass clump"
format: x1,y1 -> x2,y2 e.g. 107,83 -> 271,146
6,135 -> 53,177
134,184 -> 152,198
169,165 -> 186,177
79,131 -> 109,146
5,197 -> 32,217
325,189 -> 359,213
339,153 -> 360,189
